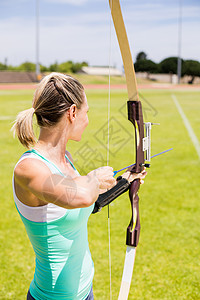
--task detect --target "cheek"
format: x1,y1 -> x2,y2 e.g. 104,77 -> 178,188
85,116 -> 89,126
82,115 -> 88,127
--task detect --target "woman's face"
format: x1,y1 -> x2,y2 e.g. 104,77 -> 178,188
69,93 -> 89,141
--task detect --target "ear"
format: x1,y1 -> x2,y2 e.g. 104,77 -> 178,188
68,104 -> 77,123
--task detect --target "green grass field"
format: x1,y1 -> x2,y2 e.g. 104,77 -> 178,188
0,84 -> 200,299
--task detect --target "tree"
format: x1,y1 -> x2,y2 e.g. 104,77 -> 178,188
183,60 -> 200,76
134,51 -> 158,73
134,59 -> 158,73
58,61 -> 73,73
40,65 -> 48,72
136,51 -> 147,62
18,62 -> 35,71
71,62 -> 88,73
0,63 -> 6,70
49,61 -> 59,72
159,57 -> 184,75
182,60 -> 200,84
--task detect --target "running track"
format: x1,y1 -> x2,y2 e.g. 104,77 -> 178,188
0,83 -> 200,91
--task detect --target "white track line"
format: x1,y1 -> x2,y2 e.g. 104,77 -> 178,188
172,94 -> 200,160
0,116 -> 14,120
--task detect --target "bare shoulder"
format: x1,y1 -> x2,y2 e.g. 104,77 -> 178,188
65,150 -> 73,163
14,157 -> 51,185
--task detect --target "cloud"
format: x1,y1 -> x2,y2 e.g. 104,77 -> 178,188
123,1 -> 200,25
0,17 -> 35,65
44,0 -> 89,6
117,1 -> 200,63
0,1 -> 199,68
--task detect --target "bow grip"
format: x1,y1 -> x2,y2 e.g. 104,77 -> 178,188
126,179 -> 141,247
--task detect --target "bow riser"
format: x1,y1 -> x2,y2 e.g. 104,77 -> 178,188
127,100 -> 145,247
127,101 -> 145,173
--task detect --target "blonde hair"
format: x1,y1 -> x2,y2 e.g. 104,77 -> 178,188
12,72 -> 85,148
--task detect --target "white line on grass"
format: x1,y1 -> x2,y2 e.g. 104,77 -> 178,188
0,116 -> 14,120
172,94 -> 200,160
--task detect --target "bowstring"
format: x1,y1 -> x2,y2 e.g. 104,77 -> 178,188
107,1 -> 112,299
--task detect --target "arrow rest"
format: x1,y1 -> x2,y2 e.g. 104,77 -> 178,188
143,122 -> 160,162
140,163 -> 150,168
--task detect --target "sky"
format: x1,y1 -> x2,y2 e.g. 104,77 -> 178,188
0,0 -> 200,71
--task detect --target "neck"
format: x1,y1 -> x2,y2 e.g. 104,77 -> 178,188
35,124 -> 69,164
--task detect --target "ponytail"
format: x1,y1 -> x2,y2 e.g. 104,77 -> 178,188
11,107 -> 37,149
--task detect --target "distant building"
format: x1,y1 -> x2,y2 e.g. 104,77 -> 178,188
80,66 -> 123,76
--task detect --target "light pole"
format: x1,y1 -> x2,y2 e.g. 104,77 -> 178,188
177,0 -> 182,84
36,0 -> 40,81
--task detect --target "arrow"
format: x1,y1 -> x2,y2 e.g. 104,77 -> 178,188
113,148 -> 173,177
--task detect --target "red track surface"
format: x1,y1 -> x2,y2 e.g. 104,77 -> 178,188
0,84 -> 37,90
0,83 -> 199,91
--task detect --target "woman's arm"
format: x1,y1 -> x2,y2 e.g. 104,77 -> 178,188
14,158 -> 114,209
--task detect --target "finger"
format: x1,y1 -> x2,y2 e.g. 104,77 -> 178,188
140,171 -> 147,178
103,176 -> 116,184
105,166 -> 113,172
97,166 -> 113,172
103,180 -> 116,190
110,178 -> 116,186
141,169 -> 147,174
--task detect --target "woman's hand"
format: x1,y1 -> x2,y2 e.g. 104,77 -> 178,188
122,168 -> 147,185
88,165 -> 147,199
88,166 -> 116,193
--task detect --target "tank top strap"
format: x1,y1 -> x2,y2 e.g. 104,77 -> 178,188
64,153 -> 77,171
25,149 -> 79,176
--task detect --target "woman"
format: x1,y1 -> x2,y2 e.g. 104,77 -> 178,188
12,73 -> 146,300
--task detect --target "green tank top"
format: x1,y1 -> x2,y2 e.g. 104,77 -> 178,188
15,150 -> 94,300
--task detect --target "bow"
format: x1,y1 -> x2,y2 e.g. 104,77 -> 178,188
108,1 -> 149,299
